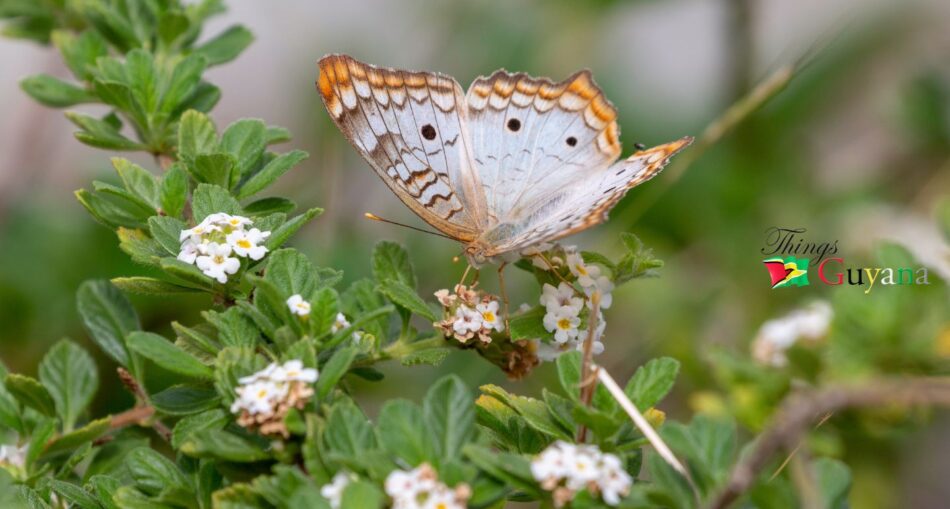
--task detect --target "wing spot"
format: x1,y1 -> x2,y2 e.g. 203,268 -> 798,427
421,124 -> 437,140
566,136 -> 577,147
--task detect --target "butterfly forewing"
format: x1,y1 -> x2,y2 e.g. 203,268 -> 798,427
317,54 -> 484,241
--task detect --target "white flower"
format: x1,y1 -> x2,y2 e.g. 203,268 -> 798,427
796,301 -> 833,340
533,339 -> 571,362
598,453 -> 633,506
531,441 -> 631,506
227,228 -> 270,260
477,300 -> 504,332
331,312 -> 351,333
540,283 -> 584,313
220,213 -> 253,230
238,362 -> 278,384
232,380 -> 287,416
195,242 -> 241,283
321,472 -> 351,509
422,489 -> 465,509
583,275 -> 614,310
543,306 -> 581,344
0,443 -> 27,468
274,359 -> 318,383
177,238 -> 203,264
564,446 -> 600,490
287,294 -> 311,317
452,305 -> 483,335
751,301 -> 834,367
566,252 -> 592,282
179,218 -> 219,242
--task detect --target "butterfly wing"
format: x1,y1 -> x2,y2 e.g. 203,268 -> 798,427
317,54 -> 487,241
465,70 -> 622,227
485,137 -> 692,254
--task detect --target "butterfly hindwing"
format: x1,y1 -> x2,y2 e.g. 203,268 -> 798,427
317,54 -> 484,241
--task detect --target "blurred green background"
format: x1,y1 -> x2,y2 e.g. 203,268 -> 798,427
0,0 -> 948,507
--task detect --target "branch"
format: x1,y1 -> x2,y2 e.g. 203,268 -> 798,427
707,377 -> 950,509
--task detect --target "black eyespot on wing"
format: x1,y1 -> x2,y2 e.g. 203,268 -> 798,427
566,136 -> 577,147
421,124 -> 437,140
507,118 -> 521,132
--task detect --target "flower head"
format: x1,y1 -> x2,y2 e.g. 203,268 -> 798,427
195,242 -> 241,283
477,300 -> 504,332
177,213 -> 271,283
540,282 -> 583,313
226,228 -> 270,260
286,294 -> 311,317
384,464 -> 469,509
543,306 -> 581,344
531,441 -> 631,507
231,359 -> 319,437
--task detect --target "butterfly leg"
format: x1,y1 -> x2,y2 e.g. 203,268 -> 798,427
497,262 -> 510,332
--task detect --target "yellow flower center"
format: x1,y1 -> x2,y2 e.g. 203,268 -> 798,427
257,389 -> 268,398
237,239 -> 252,249
213,255 -> 225,264
435,504 -> 448,509
482,311 -> 495,322
557,318 -> 571,330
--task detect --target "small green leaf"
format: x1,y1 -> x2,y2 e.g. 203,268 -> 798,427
400,347 -> 450,367
127,447 -> 193,493
315,346 -> 357,400
509,306 -> 552,342
127,331 -> 213,379
324,399 -> 376,456
38,340 -> 98,431
21,74 -> 95,107
309,287 -> 339,337
377,399 -> 433,466
265,248 -> 318,298
43,417 -> 111,456
423,375 -> 474,463
556,351 -> 582,401
265,126 -> 292,145
194,25 -> 254,66
178,110 -> 218,161
171,409 -> 228,449
372,240 -> 415,288
244,197 -> 296,216
191,183 -> 242,221
188,152 -> 235,187
624,357 -> 680,409
112,277 -> 202,296
377,279 -> 438,321
150,385 -> 220,415
52,30 -> 107,81
77,280 -> 139,367
264,208 -> 322,250
159,54 -> 207,115
157,10 -> 190,45
237,150 -> 308,199
66,111 -> 144,150
148,216 -> 186,255
48,480 -> 101,509
160,164 -> 189,218
180,429 -> 269,462
220,118 -> 266,182
160,258 -> 214,290
4,374 -> 56,417
340,481 -> 384,509
814,457 -> 851,508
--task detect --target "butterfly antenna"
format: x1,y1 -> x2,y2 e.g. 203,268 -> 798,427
363,213 -> 456,240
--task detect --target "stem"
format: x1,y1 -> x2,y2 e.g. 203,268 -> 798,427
707,377 -> 950,509
383,336 -> 448,360
576,292 -> 601,442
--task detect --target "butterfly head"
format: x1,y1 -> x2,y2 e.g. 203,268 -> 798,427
463,242 -> 491,268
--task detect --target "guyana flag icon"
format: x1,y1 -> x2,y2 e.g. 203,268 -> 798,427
763,256 -> 809,288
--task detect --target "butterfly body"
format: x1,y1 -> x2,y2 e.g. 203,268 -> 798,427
317,54 -> 691,266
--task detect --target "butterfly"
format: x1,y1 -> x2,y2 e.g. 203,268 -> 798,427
316,54 -> 691,267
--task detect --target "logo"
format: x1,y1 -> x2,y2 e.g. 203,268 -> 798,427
763,256 -> 809,288
759,227 -> 931,293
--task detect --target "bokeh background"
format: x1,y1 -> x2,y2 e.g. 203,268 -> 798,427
1,0 -> 949,507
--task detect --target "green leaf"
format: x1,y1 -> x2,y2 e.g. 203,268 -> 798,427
481,384 -> 571,441
508,306 -> 551,341
400,347 -> 450,367
309,287 -> 339,337
52,30 -> 107,81
77,280 -> 139,367
171,409 -> 228,449
324,399 -> 376,456
150,385 -> 220,415
127,447 -> 193,494
463,445 -> 541,497
188,152 -> 235,187
112,277 -> 202,296
38,340 -> 98,431
372,241 -> 415,288
191,183 -> 241,221
21,74 -> 94,107
423,375 -> 474,462
265,248 -> 318,298
180,429 -> 269,462
127,331 -> 213,379
75,188 -> 148,228
814,457 -> 851,508
160,258 -> 214,290
556,351 -> 582,401
65,111 -> 144,150
148,216 -> 186,255
43,417 -> 110,457
159,54 -> 207,115
4,374 -> 56,417
194,25 -> 254,66
157,10 -> 190,45
265,126 -> 292,145
624,357 -> 680,409
237,150 -> 308,199
340,481 -> 384,509
49,480 -> 101,509
160,164 -> 188,218
178,110 -> 218,161
244,197 -> 296,216
377,399 -> 432,466
113,157 -> 160,208
221,118 -> 266,183
315,346 -> 357,400
264,208 -> 322,250
377,279 -> 438,321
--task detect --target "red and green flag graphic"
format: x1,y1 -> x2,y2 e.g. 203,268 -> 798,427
763,256 -> 809,288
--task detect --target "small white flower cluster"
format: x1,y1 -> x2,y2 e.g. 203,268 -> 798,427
434,284 -> 504,344
538,282 -> 606,360
230,359 -> 318,437
384,463 -> 470,509
178,212 -> 271,283
320,472 -> 352,509
566,250 -> 614,310
531,441 -> 632,507
751,301 -> 833,367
